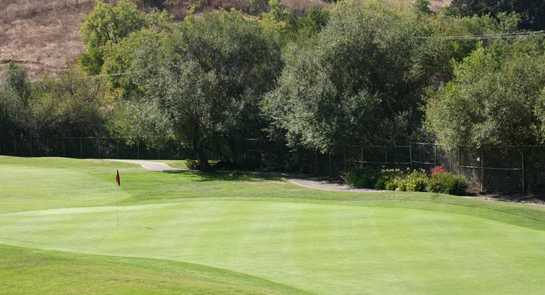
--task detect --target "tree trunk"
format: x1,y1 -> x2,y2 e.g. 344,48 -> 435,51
198,148 -> 210,171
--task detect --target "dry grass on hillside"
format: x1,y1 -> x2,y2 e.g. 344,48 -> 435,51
0,0 -> 97,78
0,0 -> 449,79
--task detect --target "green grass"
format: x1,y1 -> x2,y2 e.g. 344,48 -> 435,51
0,244 -> 307,295
1,156 -> 545,294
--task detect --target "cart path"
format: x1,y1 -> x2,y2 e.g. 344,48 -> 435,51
286,178 -> 383,193
109,159 -> 384,192
108,159 -> 183,172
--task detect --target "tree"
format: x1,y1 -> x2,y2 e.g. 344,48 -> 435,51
259,1 -> 329,47
0,64 -> 32,139
111,11 -> 282,169
414,12 -> 519,88
449,0 -> 545,30
80,0 -> 146,74
426,38 -> 545,149
414,0 -> 432,15
263,1 -> 427,153
30,70 -> 107,138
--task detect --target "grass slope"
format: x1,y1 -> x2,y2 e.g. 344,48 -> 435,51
0,244 -> 307,295
1,156 -> 545,294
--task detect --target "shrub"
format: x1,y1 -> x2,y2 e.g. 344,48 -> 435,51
402,170 -> 429,192
186,159 -> 200,170
384,177 -> 402,191
431,165 -> 447,176
428,172 -> 467,195
375,169 -> 404,190
343,167 -> 380,189
344,167 -> 466,196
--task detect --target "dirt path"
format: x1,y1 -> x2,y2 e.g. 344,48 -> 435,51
109,160 -> 182,172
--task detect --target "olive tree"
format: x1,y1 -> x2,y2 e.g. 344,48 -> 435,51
107,11 -> 282,169
263,1 -> 427,153
426,38 -> 545,148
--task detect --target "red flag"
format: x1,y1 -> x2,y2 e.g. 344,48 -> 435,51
115,170 -> 121,186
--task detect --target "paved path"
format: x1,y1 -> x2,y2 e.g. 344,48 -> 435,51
287,178 -> 383,193
109,160 -> 182,172
109,159 -> 382,193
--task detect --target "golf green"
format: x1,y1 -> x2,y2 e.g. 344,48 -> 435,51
1,157 -> 545,294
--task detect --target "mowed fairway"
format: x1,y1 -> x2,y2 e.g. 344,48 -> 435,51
1,157 -> 545,294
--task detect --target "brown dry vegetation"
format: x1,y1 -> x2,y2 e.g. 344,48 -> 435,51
0,0 -> 450,79
0,0 -> 100,78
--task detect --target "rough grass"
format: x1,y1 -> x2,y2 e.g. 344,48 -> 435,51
1,156 -> 544,295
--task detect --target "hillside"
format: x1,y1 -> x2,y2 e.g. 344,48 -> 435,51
0,0 -> 450,79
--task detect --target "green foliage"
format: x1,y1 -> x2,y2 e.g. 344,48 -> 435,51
30,70 -> 107,138
396,170 -> 429,192
112,10 -> 282,169
413,0 -> 432,15
1,66 -> 108,140
414,13 -> 519,88
80,0 -> 146,74
344,166 -> 466,195
428,172 -> 468,195
185,159 -> 201,170
102,29 -> 171,100
107,100 -> 174,147
260,1 -> 329,46
0,64 -> 32,137
375,169 -> 404,190
449,0 -> 545,30
343,167 -> 381,188
426,38 -> 545,148
263,1 -> 427,152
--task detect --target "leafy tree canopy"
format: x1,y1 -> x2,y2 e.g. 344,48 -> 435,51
449,0 -> 545,30
80,0 -> 163,74
263,0 -> 432,153
107,10 -> 283,169
426,38 -> 545,148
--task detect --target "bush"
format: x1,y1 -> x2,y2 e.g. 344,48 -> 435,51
343,167 -> 380,189
401,170 -> 429,192
375,169 -> 404,190
343,166 -> 467,196
427,172 -> 467,195
431,165 -> 447,176
186,159 -> 200,170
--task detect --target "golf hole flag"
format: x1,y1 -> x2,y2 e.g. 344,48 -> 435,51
116,170 -> 121,186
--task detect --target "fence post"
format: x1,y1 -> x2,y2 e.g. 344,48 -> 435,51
521,149 -> 526,193
457,146 -> 462,175
96,137 -> 100,158
480,149 -> 485,193
360,146 -> 364,168
434,144 -> 438,166
343,146 -> 347,171
79,137 -> 83,158
328,153 -> 332,176
409,144 -> 413,169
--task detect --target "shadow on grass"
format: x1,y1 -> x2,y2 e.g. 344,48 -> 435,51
162,169 -> 285,182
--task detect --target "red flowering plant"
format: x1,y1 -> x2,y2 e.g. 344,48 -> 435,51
431,165 -> 447,176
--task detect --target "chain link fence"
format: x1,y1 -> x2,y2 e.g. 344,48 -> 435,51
2,136 -> 545,193
0,136 -> 190,160
338,143 -> 545,194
